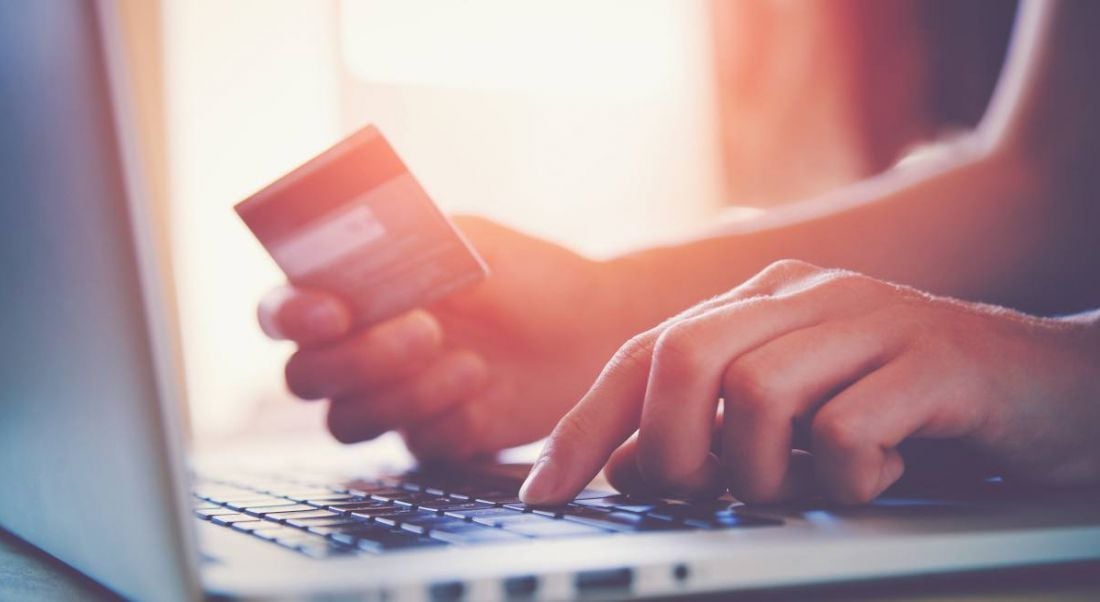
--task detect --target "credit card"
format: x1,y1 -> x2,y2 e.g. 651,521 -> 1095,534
235,125 -> 489,326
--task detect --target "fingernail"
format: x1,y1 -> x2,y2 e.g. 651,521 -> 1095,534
305,302 -> 347,339
519,456 -> 559,504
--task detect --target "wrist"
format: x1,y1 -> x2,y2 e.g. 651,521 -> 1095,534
597,243 -> 717,336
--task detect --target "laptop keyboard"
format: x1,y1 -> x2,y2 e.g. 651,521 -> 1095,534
193,470 -> 783,559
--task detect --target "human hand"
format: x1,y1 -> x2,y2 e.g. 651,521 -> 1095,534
258,216 -> 639,461
521,260 -> 1100,505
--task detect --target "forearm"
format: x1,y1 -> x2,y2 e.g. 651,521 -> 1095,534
609,141 -> 1099,328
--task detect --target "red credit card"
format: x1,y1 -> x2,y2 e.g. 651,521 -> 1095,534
235,125 -> 488,326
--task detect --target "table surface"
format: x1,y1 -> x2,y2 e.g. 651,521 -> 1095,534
4,526 -> 1100,602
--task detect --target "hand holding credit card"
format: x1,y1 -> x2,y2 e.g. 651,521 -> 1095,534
235,125 -> 489,326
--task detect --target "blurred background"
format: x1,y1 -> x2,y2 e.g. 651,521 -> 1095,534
117,0 -> 1014,444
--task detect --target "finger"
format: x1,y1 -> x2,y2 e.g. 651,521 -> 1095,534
518,331 -> 660,505
719,311 -> 906,503
604,434 -> 647,494
285,310 -> 443,400
605,422 -> 727,499
325,350 -> 489,444
638,277 -> 889,499
258,285 -> 352,345
809,354 -> 978,504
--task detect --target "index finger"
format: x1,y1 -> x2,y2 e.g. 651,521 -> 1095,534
518,331 -> 658,505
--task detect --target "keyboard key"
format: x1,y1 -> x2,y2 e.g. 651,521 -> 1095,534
331,524 -> 446,552
348,485 -> 408,498
269,509 -> 343,523
563,510 -> 684,533
501,520 -> 610,539
645,501 -> 738,523
503,503 -> 559,516
285,516 -> 362,529
447,507 -> 524,524
249,525 -> 302,541
194,488 -> 256,502
316,522 -> 377,539
574,489 -> 621,501
272,531 -> 328,550
210,512 -> 267,526
194,501 -> 220,510
231,520 -> 280,533
391,479 -> 426,492
429,525 -> 528,545
229,520 -> 265,532
399,516 -> 472,536
204,492 -> 270,503
349,505 -> 407,521
374,510 -> 438,528
685,513 -> 783,529
307,496 -> 371,507
194,507 -> 239,519
252,504 -> 320,517
225,498 -> 297,511
474,494 -> 523,506
574,495 -> 662,514
298,541 -> 359,559
358,534 -> 447,553
418,500 -> 494,514
472,513 -> 555,529
390,493 -> 447,509
307,524 -> 364,537
325,500 -> 392,513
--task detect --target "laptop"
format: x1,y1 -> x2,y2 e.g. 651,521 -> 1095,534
2,2 -> 1099,600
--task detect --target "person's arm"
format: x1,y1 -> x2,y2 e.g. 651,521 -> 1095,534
610,0 -> 1100,329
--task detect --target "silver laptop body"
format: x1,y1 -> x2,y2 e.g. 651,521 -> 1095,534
2,2 -> 1099,601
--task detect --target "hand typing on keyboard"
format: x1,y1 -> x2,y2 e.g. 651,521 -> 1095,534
521,260 -> 1100,505
258,217 -> 646,461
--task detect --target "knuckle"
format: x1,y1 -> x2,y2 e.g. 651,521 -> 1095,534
812,411 -> 864,454
764,258 -> 816,277
722,359 -> 782,416
813,270 -> 887,300
748,259 -> 824,295
651,325 -> 706,377
814,269 -> 863,291
606,333 -> 657,374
